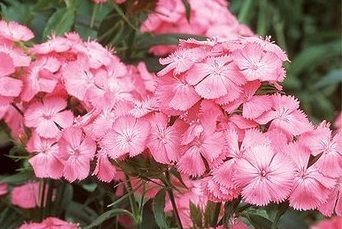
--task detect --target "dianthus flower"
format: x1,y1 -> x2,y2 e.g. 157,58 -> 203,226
24,97 -> 74,138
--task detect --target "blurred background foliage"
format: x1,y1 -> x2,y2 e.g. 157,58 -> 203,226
1,0 -> 340,122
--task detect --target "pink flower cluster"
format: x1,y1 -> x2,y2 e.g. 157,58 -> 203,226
156,37 -> 342,217
141,0 -> 253,55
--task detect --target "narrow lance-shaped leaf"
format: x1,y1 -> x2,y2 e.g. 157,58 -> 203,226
153,188 -> 168,229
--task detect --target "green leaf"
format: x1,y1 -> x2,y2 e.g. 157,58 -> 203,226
153,189 -> 168,229
278,210 -> 308,229
0,207 -> 23,228
246,213 -> 273,229
43,7 -> 76,38
66,201 -> 98,225
84,208 -> 134,229
0,171 -> 33,185
314,69 -> 342,89
190,202 -> 203,228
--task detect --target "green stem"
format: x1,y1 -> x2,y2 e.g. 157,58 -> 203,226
165,170 -> 183,229
210,202 -> 221,227
39,179 -> 47,220
125,175 -> 141,226
222,197 -> 242,227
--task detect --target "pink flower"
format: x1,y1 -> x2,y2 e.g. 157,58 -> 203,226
233,144 -> 294,206
27,133 -> 64,179
62,59 -> 95,101
11,182 -> 40,209
19,217 -> 79,229
287,142 -> 336,210
158,47 -> 207,76
21,57 -> 60,101
156,75 -> 201,113
0,52 -> 23,100
311,217 -> 342,229
147,113 -> 185,164
58,127 -> 96,182
256,94 -> 313,136
318,177 -> 342,216
186,56 -> 246,99
100,116 -> 150,159
301,121 -> 342,177
0,20 -> 34,42
232,42 -> 283,82
93,153 -> 117,182
24,97 -> 74,138
222,81 -> 272,120
0,52 -> 15,77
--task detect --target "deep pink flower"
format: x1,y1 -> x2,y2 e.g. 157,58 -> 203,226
58,127 -> 96,182
24,97 -> 74,138
11,182 -> 40,209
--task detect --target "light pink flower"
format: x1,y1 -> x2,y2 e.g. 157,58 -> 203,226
100,116 -> 150,159
287,142 -> 336,210
186,56 -> 246,99
93,153 -> 117,182
21,57 -> 60,101
58,127 -> 96,182
0,20 -> 34,42
256,94 -> 313,136
24,97 -> 74,138
301,121 -> 342,177
158,47 -> 207,76
156,75 -> 201,113
27,133 -> 64,179
147,113 -> 185,164
318,177 -> 342,217
232,42 -> 283,82
0,52 -> 23,99
62,59 -> 95,101
233,144 -> 294,206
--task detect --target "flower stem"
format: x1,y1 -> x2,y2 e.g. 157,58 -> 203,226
165,170 -> 183,229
